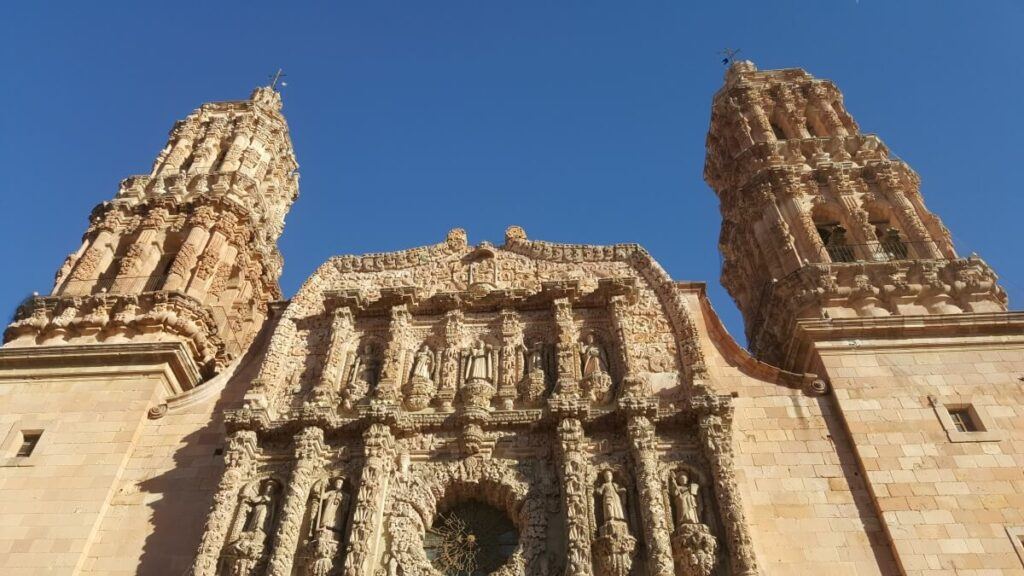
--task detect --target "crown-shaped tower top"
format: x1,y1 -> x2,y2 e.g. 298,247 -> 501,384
704,62 -> 1006,367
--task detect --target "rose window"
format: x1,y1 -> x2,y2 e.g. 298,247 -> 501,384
424,500 -> 518,576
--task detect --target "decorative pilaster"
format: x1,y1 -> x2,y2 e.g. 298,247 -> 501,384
626,415 -> 674,576
556,418 -> 593,576
266,427 -> 328,576
496,308 -> 523,410
342,424 -> 396,576
191,430 -> 259,576
552,298 -> 580,399
698,411 -> 759,576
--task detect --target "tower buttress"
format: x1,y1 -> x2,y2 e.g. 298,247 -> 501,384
704,61 -> 1006,368
5,85 -> 299,383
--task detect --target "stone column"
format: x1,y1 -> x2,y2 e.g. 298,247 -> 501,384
626,415 -> 674,576
266,426 -> 328,576
63,216 -> 119,296
191,430 -> 259,576
343,423 -> 396,576
496,309 -> 523,409
552,298 -> 580,399
164,206 -> 216,291
310,306 -> 355,406
698,412 -> 759,576
111,208 -> 170,294
556,418 -> 593,576
187,213 -> 241,301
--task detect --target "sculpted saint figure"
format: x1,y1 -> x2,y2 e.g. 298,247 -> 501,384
311,478 -> 348,537
348,343 -> 381,393
463,339 -> 493,384
241,480 -> 276,534
579,333 -> 609,380
411,344 -> 435,382
670,469 -> 701,527
595,470 -> 627,525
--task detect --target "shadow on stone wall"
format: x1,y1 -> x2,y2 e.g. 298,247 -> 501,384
135,313 -> 280,575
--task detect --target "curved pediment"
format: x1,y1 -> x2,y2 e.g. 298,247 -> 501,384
250,227 -> 710,417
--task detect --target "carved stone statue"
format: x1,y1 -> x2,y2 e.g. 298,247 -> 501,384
596,470 -> 626,526
592,470 -> 636,576
579,333 -> 612,403
462,338 -> 497,409
462,339 -> 493,384
307,478 -> 348,576
222,479 -> 278,576
344,343 -> 381,409
519,340 -> 548,404
668,470 -> 718,576
670,469 -> 701,527
405,343 -> 437,411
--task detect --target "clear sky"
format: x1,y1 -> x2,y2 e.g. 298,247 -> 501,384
2,1 -> 1022,345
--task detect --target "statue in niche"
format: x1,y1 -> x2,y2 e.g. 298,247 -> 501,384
579,333 -> 612,403
404,343 -> 437,411
460,339 -> 496,409
462,339 -> 494,385
519,340 -> 550,404
222,479 -> 278,576
343,342 -> 381,409
668,469 -> 719,576
669,469 -> 701,527
307,478 -> 349,576
592,470 -> 635,576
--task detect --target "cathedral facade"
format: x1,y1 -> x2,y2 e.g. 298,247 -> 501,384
0,62 -> 1022,576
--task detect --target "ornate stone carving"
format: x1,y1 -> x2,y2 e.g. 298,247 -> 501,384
404,343 -> 437,411
592,470 -> 636,576
221,478 -> 280,576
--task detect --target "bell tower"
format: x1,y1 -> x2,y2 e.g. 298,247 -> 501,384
704,61 -> 1007,368
6,84 -> 299,383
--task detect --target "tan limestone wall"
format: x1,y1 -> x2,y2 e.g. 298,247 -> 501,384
817,337 -> 1024,576
691,291 -> 901,575
76,343 -> 263,576
0,373 -> 161,576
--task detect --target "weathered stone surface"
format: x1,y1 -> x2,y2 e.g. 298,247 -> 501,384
0,64 -> 1022,576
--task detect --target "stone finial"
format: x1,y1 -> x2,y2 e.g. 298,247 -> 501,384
445,228 -> 468,249
504,225 -> 527,244
250,86 -> 283,111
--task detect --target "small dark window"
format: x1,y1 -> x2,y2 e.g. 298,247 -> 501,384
16,432 -> 42,457
770,121 -> 787,140
948,408 -> 978,433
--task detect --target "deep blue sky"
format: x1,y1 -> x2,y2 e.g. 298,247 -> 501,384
2,2 -> 1022,345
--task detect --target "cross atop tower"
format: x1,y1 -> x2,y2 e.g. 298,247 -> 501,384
269,68 -> 287,90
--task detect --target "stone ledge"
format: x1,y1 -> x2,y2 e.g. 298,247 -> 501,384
0,340 -> 204,395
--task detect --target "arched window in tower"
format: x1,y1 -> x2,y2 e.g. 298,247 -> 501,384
866,206 -> 909,261
813,207 -> 855,263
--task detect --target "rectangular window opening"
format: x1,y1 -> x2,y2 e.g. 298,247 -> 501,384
947,408 -> 978,433
15,431 -> 42,458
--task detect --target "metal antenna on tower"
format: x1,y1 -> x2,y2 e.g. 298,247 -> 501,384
719,48 -> 742,66
268,68 -> 287,90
